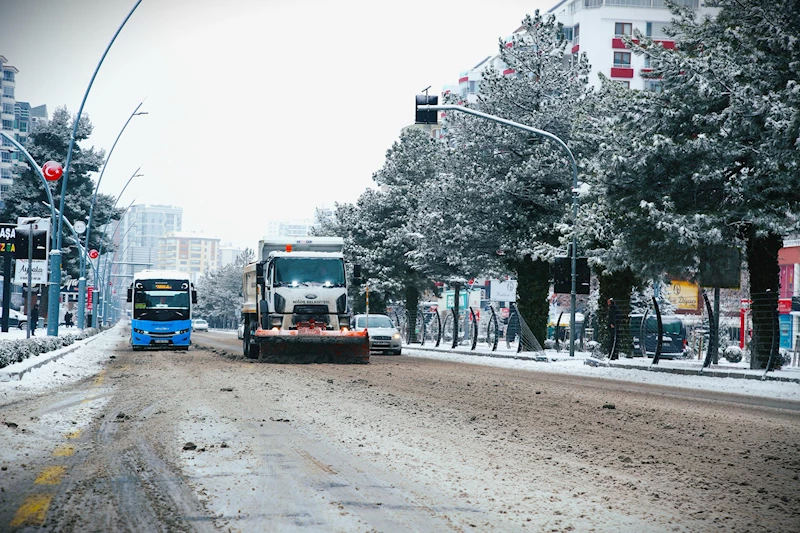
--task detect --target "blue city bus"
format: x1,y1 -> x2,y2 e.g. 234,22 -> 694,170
127,270 -> 197,350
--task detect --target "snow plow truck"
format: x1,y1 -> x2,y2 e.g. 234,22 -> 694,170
241,237 -> 369,363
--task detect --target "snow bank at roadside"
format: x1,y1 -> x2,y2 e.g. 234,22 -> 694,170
405,348 -> 800,402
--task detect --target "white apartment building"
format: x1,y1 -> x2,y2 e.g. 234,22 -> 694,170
218,243 -> 245,267
114,204 -> 182,280
451,0 -> 717,101
0,56 -> 49,209
265,219 -> 315,238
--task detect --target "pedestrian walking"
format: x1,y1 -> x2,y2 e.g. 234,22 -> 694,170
64,311 -> 73,328
31,304 -> 39,335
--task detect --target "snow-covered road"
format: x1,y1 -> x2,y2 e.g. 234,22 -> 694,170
0,327 -> 798,532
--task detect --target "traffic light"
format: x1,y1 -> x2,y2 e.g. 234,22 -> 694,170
415,94 -> 438,124
552,257 -> 590,294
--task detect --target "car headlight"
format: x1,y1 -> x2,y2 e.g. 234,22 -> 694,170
393,333 -> 401,340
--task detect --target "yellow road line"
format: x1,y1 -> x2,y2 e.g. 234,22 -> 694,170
65,429 -> 81,439
34,466 -> 66,485
9,494 -> 52,527
53,444 -> 75,457
93,370 -> 106,386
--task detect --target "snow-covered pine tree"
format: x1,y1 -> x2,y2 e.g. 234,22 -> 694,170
610,0 -> 800,368
0,107 -> 120,279
440,10 -> 593,343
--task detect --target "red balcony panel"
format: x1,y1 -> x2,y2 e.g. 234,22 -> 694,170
502,68 -> 515,76
505,42 -> 513,48
571,44 -> 580,54
640,68 -> 653,73
610,67 -> 634,78
458,76 -> 468,83
612,38 -> 638,49
655,40 -> 675,49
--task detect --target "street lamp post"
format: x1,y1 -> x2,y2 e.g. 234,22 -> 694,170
417,103 -> 580,357
79,164 -> 143,329
93,201 -> 136,328
50,0 -> 143,337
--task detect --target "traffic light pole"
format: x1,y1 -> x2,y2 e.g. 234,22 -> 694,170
417,103 -> 580,357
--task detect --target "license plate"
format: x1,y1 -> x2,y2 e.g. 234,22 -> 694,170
154,339 -> 170,344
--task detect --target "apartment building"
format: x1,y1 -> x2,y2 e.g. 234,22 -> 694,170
451,0 -> 717,101
157,232 -> 220,282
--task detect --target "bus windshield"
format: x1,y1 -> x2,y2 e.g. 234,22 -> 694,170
133,288 -> 190,321
273,258 -> 345,287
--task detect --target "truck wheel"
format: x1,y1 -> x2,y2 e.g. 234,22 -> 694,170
243,323 -> 258,359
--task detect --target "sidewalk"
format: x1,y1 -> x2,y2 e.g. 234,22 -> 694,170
0,326 -> 110,382
405,341 -> 800,384
0,325 -> 84,340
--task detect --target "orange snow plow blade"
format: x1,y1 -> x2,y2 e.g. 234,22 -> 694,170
253,327 -> 370,364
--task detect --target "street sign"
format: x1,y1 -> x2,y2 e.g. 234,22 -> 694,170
89,249 -> 99,259
87,286 -> 94,311
0,223 -> 16,254
74,220 -> 86,234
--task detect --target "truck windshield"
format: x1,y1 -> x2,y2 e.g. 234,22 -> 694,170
273,258 -> 345,287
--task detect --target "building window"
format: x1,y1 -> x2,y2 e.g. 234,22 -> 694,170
2,71 -> 14,82
1,152 -> 10,163
468,80 -> 479,94
574,24 -> 580,45
1,184 -> 10,193
1,119 -> 12,130
613,52 -> 632,67
2,86 -> 14,99
615,23 -> 632,37
646,22 -> 669,39
2,103 -> 12,114
615,80 -> 631,89
561,27 -> 574,41
644,80 -> 663,93
1,168 -> 12,179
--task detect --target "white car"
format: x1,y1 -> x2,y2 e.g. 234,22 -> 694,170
192,319 -> 209,332
0,308 -> 27,329
351,314 -> 402,355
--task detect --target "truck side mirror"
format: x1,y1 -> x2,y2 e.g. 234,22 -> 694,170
126,288 -> 132,303
353,264 -> 362,280
191,290 -> 198,304
256,262 -> 264,284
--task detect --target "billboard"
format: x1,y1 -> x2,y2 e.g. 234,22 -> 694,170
490,279 -> 517,302
665,280 -> 700,311
13,218 -> 50,285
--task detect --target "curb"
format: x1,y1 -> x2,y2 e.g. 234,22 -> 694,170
406,345 -> 800,385
0,331 -> 106,382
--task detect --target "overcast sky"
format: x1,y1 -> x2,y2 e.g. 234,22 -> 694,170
1,0 -> 553,250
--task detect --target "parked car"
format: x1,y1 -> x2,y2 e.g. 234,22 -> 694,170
192,318 -> 209,332
0,308 -> 27,329
630,314 -> 688,359
351,313 -> 402,355
237,320 -> 245,339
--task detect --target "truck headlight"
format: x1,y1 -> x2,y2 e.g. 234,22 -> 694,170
393,333 -> 401,340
